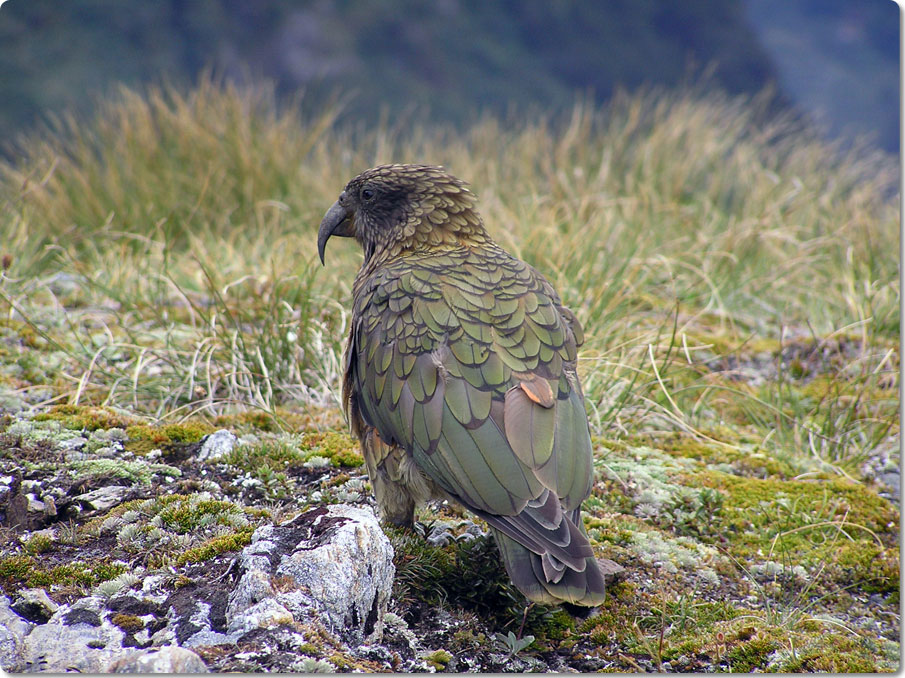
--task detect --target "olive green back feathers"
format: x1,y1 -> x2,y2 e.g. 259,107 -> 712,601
319,164 -> 607,607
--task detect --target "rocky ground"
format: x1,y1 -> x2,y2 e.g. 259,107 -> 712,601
0,386 -> 898,673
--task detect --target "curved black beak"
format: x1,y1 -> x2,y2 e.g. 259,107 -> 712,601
317,200 -> 355,264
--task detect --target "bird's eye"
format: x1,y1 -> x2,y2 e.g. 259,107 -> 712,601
361,188 -> 375,202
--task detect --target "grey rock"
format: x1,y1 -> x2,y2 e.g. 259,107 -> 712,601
59,436 -> 88,452
228,504 -> 394,645
181,628 -> 231,649
140,575 -> 172,605
878,472 -> 900,501
11,587 -> 59,623
226,568 -> 275,621
176,600 -> 234,649
25,493 -> 45,513
197,429 -> 238,462
227,598 -> 295,636
108,646 -> 209,673
0,595 -> 34,671
276,504 -> 394,642
74,485 -> 131,511
21,597 -> 125,673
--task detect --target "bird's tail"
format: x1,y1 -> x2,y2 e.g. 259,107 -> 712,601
491,521 -> 607,608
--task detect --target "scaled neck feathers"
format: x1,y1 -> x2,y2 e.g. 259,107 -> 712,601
351,164 -> 492,270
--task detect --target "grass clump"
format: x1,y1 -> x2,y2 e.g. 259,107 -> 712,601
23,533 -> 54,555
151,494 -> 249,533
390,528 -> 567,639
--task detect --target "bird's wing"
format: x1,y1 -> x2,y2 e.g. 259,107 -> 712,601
350,246 -> 594,559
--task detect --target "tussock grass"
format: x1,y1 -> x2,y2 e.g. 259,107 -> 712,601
0,77 -> 897,473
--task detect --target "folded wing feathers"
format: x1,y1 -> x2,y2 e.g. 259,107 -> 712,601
354,253 -> 605,605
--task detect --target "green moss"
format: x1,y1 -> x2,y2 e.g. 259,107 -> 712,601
725,637 -> 780,671
220,431 -> 363,478
0,319 -> 44,349
300,431 -> 364,467
221,439 -> 305,473
175,527 -> 255,566
33,404 -> 138,431
214,410 -> 280,432
425,649 -> 453,671
125,421 -> 212,444
212,409 -> 316,434
542,609 -> 576,642
578,582 -> 647,645
23,533 -> 54,555
655,433 -> 794,478
111,613 -> 144,632
782,634 -> 890,672
0,555 -> 126,591
122,438 -> 160,455
689,470 -> 897,558
830,543 -> 899,594
161,422 -> 212,442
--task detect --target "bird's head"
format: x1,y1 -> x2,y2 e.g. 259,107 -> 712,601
318,164 -> 488,265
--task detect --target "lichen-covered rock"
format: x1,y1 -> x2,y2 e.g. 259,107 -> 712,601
108,645 -> 209,673
20,596 -> 126,673
228,504 -> 394,644
11,587 -> 59,624
0,595 -> 34,671
197,429 -> 238,462
74,485 -> 131,512
226,597 -> 295,636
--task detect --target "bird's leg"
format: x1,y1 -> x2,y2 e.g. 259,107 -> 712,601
361,428 -> 418,528
373,477 -> 417,529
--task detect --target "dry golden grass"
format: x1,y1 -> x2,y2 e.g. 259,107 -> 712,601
0,77 -> 897,473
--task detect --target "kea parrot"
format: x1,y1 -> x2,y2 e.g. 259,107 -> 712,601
318,164 -> 607,608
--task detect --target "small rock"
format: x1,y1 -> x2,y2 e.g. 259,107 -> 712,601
75,485 -> 131,512
59,436 -> 88,452
197,430 -> 238,462
877,472 -> 900,501
11,587 -> 59,623
108,646 -> 208,673
25,493 -> 45,513
62,597 -> 105,627
5,493 -> 29,529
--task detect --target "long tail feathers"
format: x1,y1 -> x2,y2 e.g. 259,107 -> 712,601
492,525 -> 607,608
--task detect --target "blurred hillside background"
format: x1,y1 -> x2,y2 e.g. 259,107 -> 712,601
0,0 -> 898,155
